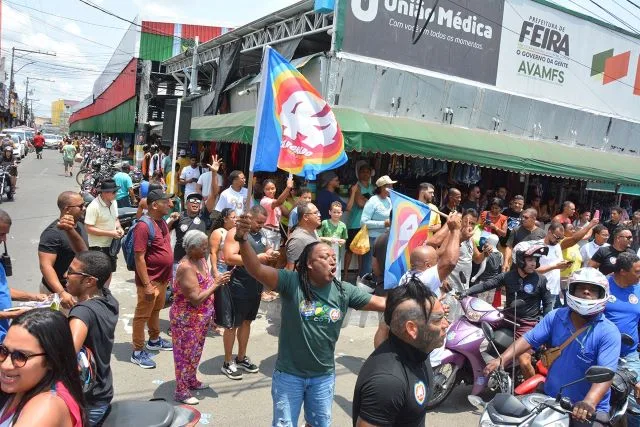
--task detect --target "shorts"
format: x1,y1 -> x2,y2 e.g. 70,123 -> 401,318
345,228 -> 360,252
215,288 -> 261,328
35,147 -> 43,154
513,317 -> 538,340
63,159 -> 74,167
89,246 -> 117,272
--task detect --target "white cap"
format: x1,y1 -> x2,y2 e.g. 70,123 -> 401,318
375,175 -> 397,187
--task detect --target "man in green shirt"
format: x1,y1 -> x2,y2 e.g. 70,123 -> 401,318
235,213 -> 385,427
62,140 -> 77,177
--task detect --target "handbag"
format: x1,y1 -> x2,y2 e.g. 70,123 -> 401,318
540,325 -> 588,369
349,225 -> 370,255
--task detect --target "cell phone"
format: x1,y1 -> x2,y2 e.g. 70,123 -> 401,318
594,210 -> 600,221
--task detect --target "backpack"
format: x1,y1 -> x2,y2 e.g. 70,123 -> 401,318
122,216 -> 156,271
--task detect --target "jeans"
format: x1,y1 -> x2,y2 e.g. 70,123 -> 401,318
621,351 -> 640,427
87,403 -> 110,426
358,236 -> 377,278
132,280 -> 168,351
271,370 -> 335,427
116,197 -> 131,208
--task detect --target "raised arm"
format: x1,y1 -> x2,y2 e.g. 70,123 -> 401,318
560,217 -> 599,249
437,213 -> 461,281
270,178 -> 293,209
235,214 -> 279,291
204,156 -> 222,213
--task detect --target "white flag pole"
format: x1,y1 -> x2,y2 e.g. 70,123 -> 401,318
246,45 -> 271,212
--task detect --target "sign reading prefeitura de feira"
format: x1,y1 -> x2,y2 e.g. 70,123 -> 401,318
497,0 -> 640,122
339,0 -> 505,85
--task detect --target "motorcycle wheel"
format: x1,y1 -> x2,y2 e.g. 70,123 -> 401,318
426,363 -> 458,409
76,169 -> 89,186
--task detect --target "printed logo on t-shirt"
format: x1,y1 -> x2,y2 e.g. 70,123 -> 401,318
414,381 -> 426,405
629,294 -> 639,305
523,283 -> 534,294
609,295 -> 617,303
299,300 -> 339,323
193,217 -> 201,225
180,224 -> 189,232
610,257 -> 617,265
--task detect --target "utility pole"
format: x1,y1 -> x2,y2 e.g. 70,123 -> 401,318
8,48 -> 55,126
24,77 -> 54,126
188,36 -> 199,96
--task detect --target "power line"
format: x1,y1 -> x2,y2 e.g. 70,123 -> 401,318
587,0 -> 640,34
611,0 -> 640,22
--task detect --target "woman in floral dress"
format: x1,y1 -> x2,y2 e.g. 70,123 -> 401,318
171,230 -> 231,404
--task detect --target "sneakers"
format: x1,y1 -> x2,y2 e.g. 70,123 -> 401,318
131,350 -> 156,369
180,396 -> 199,405
221,361 -> 243,380
146,338 -> 173,351
235,356 -> 259,373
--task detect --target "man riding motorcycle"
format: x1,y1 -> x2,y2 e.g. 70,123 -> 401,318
484,267 -> 621,426
0,145 -> 17,194
461,244 -> 554,379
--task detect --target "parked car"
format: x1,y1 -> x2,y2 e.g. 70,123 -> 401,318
2,129 -> 28,158
43,133 -> 61,149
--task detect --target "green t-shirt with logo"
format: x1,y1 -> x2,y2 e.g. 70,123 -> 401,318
275,269 -> 372,377
319,219 -> 348,241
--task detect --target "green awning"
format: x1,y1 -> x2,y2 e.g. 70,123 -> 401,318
184,108 -> 640,185
586,182 -> 640,196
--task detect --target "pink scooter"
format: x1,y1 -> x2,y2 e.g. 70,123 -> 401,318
427,296 -> 522,409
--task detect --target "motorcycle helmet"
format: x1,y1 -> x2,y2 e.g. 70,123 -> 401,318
565,267 -> 609,317
513,242 -> 549,269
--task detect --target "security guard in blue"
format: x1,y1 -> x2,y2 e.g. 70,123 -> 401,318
484,267 -> 621,426
603,252 -> 640,427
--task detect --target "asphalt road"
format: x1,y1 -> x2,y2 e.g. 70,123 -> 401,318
7,148 -> 481,426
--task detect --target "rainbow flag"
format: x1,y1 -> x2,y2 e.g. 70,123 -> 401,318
249,46 -> 347,180
385,190 -> 432,289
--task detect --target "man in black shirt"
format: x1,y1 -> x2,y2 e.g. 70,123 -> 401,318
38,191 -> 89,309
604,207 -> 623,244
503,208 -> 546,271
439,188 -> 462,225
500,195 -> 525,248
67,251 -> 119,426
353,278 -> 446,427
460,185 -> 481,213
589,225 -> 635,275
463,244 -> 553,378
168,193 -> 208,263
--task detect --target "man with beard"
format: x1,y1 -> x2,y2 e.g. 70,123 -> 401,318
503,208 -> 546,272
589,225 -> 636,275
352,279 -> 447,427
417,183 -> 441,237
285,202 -> 321,270
439,188 -> 462,225
38,191 -> 89,308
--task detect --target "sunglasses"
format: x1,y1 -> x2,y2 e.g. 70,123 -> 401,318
66,267 -> 95,280
187,199 -> 202,204
0,345 -> 46,368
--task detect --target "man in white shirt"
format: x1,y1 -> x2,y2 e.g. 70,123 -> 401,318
580,224 -> 610,267
179,155 -> 201,200
196,169 -> 224,201
215,170 -> 248,215
84,179 -> 124,273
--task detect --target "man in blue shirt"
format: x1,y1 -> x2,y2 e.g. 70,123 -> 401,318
485,267 -> 620,425
603,252 -> 640,426
113,162 -> 135,208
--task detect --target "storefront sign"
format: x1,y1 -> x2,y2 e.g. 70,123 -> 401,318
497,0 -> 640,122
340,0 -> 505,85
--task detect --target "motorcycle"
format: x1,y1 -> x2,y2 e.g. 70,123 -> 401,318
428,296 -> 527,408
469,332 -> 638,426
102,399 -> 200,427
0,165 -> 15,203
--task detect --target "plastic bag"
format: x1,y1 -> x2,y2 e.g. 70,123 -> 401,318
349,225 -> 370,255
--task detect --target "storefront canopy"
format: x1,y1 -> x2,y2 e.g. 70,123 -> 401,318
169,107 -> 640,185
586,182 -> 640,196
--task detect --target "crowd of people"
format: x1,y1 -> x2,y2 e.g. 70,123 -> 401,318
1,136 -> 640,426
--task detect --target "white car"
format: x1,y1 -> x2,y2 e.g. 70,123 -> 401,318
43,133 -> 61,149
2,129 -> 28,158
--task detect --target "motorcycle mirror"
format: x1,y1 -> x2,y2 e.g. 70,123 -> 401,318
480,321 -> 495,342
621,333 -> 634,347
467,395 -> 485,410
584,366 -> 615,384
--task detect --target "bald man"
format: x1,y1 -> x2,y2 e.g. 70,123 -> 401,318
373,213 -> 462,348
440,188 -> 462,225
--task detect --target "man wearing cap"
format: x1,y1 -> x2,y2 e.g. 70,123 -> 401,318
85,179 -> 124,272
316,171 -> 346,222
131,189 -> 174,369
179,155 -> 201,200
168,160 -> 221,263
113,162 -> 136,208
361,176 -> 396,277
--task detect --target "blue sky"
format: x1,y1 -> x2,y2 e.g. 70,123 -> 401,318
2,0 -> 639,117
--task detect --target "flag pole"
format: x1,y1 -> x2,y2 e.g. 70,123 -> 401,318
246,45 -> 271,212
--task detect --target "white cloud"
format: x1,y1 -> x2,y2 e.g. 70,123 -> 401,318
63,22 -> 82,36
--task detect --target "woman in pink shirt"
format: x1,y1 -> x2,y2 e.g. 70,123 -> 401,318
259,177 -> 293,251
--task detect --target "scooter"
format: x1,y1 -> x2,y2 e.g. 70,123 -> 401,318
427,296 -> 525,409
469,365 -> 615,426
0,165 -> 15,203
470,331 -> 638,426
102,399 -> 200,427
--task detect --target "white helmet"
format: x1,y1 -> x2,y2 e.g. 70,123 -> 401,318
565,267 -> 609,317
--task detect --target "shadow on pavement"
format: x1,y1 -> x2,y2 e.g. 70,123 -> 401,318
335,355 -> 366,375
333,394 -> 353,419
152,379 -> 219,403
112,342 -> 133,363
198,353 -> 278,377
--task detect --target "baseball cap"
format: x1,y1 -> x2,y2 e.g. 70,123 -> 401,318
147,189 -> 171,204
186,193 -> 203,202
375,175 -> 397,187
